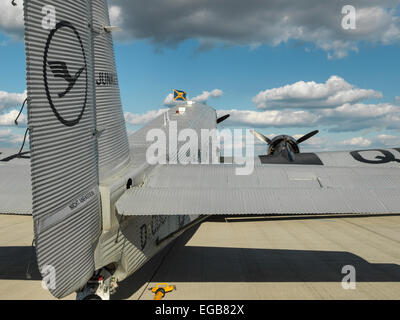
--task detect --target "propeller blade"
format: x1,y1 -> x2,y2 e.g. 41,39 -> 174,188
296,130 -> 319,144
250,130 -> 272,145
217,114 -> 230,124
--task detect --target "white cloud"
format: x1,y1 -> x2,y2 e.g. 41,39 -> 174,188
372,134 -> 400,147
219,109 -> 319,128
3,2 -> 399,58
320,102 -> 396,119
109,0 -> 400,59
0,90 -> 26,112
0,91 -> 27,131
192,89 -> 223,103
0,109 -> 26,126
109,5 -> 123,26
355,7 -> 400,45
319,103 -> 400,132
0,1 -> 24,40
338,137 -> 372,147
217,100 -> 400,133
0,128 -> 25,144
125,108 -> 168,125
253,76 -> 382,109
293,134 -> 327,147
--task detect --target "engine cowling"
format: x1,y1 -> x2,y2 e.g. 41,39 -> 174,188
251,130 -> 319,162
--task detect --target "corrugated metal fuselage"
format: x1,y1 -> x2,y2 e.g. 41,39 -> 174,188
95,102 -> 217,283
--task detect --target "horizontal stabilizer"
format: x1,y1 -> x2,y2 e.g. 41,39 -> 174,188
116,164 -> 400,216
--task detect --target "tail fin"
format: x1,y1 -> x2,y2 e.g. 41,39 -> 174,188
23,0 -> 126,298
92,0 -> 130,179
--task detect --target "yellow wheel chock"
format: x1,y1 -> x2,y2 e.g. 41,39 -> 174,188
149,283 -> 176,300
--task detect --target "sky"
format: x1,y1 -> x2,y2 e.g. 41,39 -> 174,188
1,0 -> 400,153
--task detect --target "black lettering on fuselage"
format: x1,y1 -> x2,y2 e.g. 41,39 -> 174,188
140,216 -> 168,251
96,72 -> 118,86
151,215 -> 167,235
350,149 -> 400,164
69,200 -> 79,210
140,224 -> 147,250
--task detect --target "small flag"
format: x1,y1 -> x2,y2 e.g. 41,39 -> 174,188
173,89 -> 187,101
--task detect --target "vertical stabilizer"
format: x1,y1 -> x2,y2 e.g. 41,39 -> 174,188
24,0 -> 101,298
92,0 -> 130,179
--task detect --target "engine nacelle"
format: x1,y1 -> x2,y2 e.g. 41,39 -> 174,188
267,135 -> 300,156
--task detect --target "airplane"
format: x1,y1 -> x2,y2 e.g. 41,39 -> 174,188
1,0 -> 400,300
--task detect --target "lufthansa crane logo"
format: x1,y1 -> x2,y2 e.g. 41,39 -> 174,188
48,61 -> 85,98
43,21 -> 88,127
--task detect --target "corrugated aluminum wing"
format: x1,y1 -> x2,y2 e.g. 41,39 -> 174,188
24,0 -> 101,298
92,0 -> 130,180
116,164 -> 400,215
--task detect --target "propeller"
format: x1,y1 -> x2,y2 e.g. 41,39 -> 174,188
217,114 -> 230,124
250,129 -> 271,145
296,130 -> 319,144
250,129 -> 319,162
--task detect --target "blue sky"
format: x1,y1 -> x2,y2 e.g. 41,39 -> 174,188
116,40 -> 400,112
1,1 -> 400,152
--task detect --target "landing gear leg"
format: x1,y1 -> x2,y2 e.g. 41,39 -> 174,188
76,269 -> 118,300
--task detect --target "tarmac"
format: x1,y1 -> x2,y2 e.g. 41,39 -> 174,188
0,214 -> 399,300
